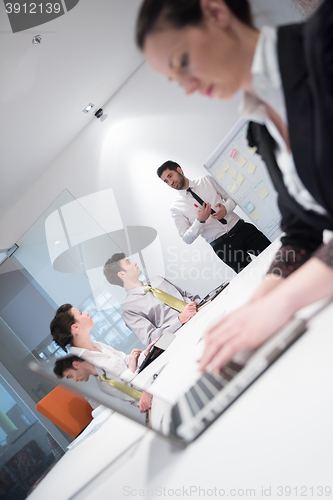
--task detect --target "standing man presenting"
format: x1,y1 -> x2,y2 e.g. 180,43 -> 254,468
158,161 -> 270,273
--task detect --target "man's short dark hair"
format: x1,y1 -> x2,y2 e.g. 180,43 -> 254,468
50,304 -> 75,352
103,252 -> 126,287
53,355 -> 84,378
157,160 -> 181,178
136,0 -> 253,51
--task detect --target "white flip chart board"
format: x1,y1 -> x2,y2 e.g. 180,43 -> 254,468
204,118 -> 282,242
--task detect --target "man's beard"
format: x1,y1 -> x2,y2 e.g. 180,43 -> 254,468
176,172 -> 186,189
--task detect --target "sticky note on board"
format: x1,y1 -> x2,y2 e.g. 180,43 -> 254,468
247,146 -> 257,156
245,201 -> 255,213
229,184 -> 239,194
236,156 -> 247,167
246,163 -> 256,174
258,187 -> 269,199
220,160 -> 230,171
251,209 -> 261,220
230,148 -> 237,158
235,173 -> 245,185
227,167 -> 237,179
214,166 -> 226,180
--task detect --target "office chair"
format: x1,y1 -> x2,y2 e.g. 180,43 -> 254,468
36,386 -> 93,439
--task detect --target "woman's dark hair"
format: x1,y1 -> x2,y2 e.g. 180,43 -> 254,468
50,303 -> 75,352
53,355 -> 84,378
136,0 -> 253,50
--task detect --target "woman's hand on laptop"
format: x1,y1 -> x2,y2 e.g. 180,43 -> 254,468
199,254 -> 333,373
198,295 -> 292,373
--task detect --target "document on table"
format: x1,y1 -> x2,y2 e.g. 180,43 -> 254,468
67,406 -> 113,450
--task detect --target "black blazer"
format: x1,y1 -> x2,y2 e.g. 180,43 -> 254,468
247,0 -> 333,253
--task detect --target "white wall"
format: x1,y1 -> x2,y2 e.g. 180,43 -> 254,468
0,63 -> 245,297
0,0 -> 304,297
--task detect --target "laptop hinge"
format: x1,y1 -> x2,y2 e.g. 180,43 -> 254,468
0,243 -> 19,266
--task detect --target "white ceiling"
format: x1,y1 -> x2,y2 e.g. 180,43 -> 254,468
0,0 -> 306,228
0,0 -> 144,222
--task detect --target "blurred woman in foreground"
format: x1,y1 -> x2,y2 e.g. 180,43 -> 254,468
136,0 -> 333,371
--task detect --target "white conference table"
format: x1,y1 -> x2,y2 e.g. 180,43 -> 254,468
30,241 -> 333,500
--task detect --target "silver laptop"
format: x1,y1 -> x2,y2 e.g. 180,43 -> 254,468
169,317 -> 307,442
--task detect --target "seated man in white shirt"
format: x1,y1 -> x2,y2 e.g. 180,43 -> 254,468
103,253 -> 200,346
157,161 -> 270,273
53,355 -> 152,415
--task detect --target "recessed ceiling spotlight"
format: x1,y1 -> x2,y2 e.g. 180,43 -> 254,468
32,35 -> 42,45
82,103 -> 95,114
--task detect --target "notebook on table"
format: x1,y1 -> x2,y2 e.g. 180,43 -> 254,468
196,281 -> 229,310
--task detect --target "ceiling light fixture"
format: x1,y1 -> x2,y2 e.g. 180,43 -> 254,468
32,35 -> 42,45
82,103 -> 95,114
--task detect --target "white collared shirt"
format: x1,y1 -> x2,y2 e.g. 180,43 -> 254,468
170,176 -> 240,244
69,340 -> 144,384
240,25 -> 327,216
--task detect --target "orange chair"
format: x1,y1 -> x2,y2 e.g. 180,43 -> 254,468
36,385 -> 93,439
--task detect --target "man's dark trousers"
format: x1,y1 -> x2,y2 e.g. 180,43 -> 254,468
211,221 -> 270,273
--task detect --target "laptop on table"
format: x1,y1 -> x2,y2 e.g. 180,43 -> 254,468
30,314 -> 309,445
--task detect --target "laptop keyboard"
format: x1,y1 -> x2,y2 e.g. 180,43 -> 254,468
171,361 -> 245,440
171,317 -> 309,442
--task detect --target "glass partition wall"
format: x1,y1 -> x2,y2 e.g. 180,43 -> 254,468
0,373 -> 59,499
0,189 -> 154,497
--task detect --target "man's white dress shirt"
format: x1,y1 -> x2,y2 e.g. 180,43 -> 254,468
122,276 -> 200,346
170,176 -> 240,245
